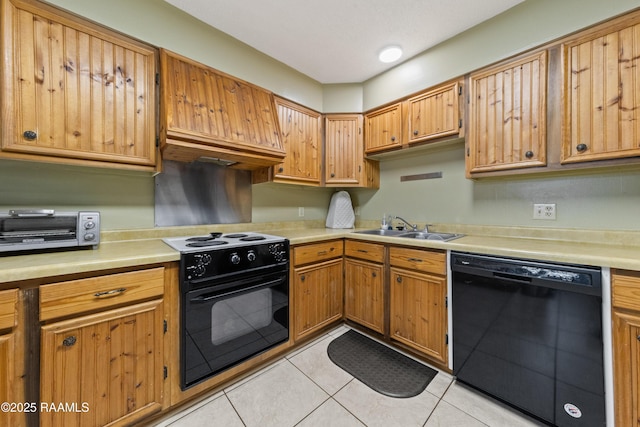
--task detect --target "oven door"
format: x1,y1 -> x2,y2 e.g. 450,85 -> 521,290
181,270 -> 289,389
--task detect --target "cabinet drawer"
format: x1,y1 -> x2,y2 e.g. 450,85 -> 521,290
0,289 -> 18,330
40,267 -> 165,321
612,270 -> 640,310
293,240 -> 343,266
389,247 -> 446,276
345,240 -> 384,263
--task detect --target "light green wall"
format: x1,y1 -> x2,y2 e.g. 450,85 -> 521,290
2,0 -> 639,231
350,144 -> 640,230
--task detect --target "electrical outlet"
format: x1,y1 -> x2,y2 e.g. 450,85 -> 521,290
298,207 -> 305,217
354,206 -> 361,216
533,203 -> 556,220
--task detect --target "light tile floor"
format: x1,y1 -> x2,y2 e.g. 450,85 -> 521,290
153,326 -> 544,427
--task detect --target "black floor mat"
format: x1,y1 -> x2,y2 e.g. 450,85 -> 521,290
327,330 -> 438,398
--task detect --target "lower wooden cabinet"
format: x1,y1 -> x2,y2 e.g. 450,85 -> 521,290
612,269 -> 640,427
389,247 -> 448,365
344,258 -> 384,334
0,288 -> 24,427
293,258 -> 343,341
344,240 -> 385,334
39,267 -> 167,427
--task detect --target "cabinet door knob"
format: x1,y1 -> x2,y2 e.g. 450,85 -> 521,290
413,130 -> 419,136
23,130 -> 37,140
330,173 -> 335,178
300,275 -> 305,282
396,276 -> 402,283
525,151 -> 534,159
372,272 -> 377,278
278,167 -> 284,173
390,136 -> 396,142
62,336 -> 77,347
636,334 -> 640,342
576,143 -> 588,153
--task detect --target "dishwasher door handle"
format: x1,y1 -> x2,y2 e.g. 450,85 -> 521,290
493,272 -> 533,284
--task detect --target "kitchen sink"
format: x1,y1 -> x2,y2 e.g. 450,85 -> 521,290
354,229 -> 406,236
397,231 -> 464,242
354,229 -> 464,242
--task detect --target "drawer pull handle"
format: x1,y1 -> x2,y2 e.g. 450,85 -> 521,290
357,249 -> 368,253
94,288 -> 127,298
408,258 -> 423,263
23,130 -> 37,140
62,336 -> 77,347
317,250 -> 328,255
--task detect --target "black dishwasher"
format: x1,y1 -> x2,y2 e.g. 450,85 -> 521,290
451,252 -> 604,427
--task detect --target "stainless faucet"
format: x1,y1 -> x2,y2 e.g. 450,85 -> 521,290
394,216 -> 418,231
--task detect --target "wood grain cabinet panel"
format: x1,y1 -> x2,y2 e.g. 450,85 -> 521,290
39,266 -> 167,427
562,17 -> 640,164
390,267 -> 447,365
273,97 -> 322,185
160,49 -> 285,169
40,300 -> 164,427
0,289 -> 23,427
293,258 -> 343,341
325,114 -> 379,188
612,269 -> 640,427
364,103 -> 403,154
467,51 -> 547,175
1,0 -> 157,169
407,81 -> 460,144
389,246 -> 447,365
344,258 -> 384,334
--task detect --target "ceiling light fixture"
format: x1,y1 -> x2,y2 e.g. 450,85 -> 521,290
378,46 -> 402,63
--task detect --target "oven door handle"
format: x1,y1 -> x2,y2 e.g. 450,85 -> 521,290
190,277 -> 286,303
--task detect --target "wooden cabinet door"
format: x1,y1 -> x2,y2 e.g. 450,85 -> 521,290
293,259 -> 343,340
407,81 -> 460,144
344,258 -> 384,333
0,289 -> 22,427
562,18 -> 640,164
467,51 -> 547,175
390,267 -> 447,365
274,97 -> 321,185
40,300 -> 164,427
364,103 -> 403,154
325,114 -> 363,186
1,0 -> 157,168
612,309 -> 640,427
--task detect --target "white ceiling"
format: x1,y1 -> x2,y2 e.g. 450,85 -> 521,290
165,0 -> 525,84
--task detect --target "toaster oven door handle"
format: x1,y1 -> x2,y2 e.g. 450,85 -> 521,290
9,209 -> 55,217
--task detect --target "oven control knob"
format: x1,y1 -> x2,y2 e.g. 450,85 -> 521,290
230,253 -> 241,265
196,253 -> 212,265
247,250 -> 256,262
187,264 -> 206,278
84,221 -> 96,230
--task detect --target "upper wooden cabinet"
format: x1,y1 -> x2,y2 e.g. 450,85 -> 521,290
562,15 -> 640,164
272,97 -> 322,185
325,114 -> 379,188
407,81 -> 461,144
364,102 -> 403,154
467,51 -> 547,176
159,49 -> 285,170
1,0 -> 157,170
